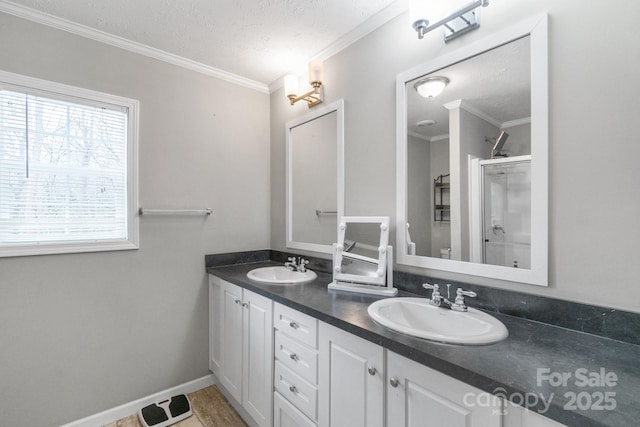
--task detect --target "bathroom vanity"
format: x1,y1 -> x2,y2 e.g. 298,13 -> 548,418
206,252 -> 640,427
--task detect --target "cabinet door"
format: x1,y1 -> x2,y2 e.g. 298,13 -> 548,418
318,322 -> 384,427
387,351 -> 501,427
242,289 -> 273,427
220,280 -> 243,403
208,275 -> 223,375
503,401 -> 567,427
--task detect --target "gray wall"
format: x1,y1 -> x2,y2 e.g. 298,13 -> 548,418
407,134 -> 431,256
430,138 -> 450,257
0,13 -> 270,427
270,0 -> 640,312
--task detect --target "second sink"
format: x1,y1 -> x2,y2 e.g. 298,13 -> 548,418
367,297 -> 508,345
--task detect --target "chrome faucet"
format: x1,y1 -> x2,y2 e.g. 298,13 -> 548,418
422,283 -> 477,312
422,283 -> 443,307
451,288 -> 477,311
285,256 -> 310,272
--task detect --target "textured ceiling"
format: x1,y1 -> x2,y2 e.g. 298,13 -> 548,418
4,0 -> 398,87
407,36 -> 531,139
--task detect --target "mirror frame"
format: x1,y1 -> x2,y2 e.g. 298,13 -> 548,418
286,99 -> 345,253
395,14 -> 548,286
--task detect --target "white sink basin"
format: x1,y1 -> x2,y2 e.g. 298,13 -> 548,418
367,297 -> 508,345
246,266 -> 317,284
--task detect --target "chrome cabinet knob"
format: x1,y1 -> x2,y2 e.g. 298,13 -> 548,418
289,385 -> 297,393
290,353 -> 298,361
289,321 -> 298,329
389,377 -> 399,388
368,367 -> 377,376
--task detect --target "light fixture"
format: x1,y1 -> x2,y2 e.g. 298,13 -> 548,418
409,0 -> 489,42
414,76 -> 450,98
284,61 -> 323,108
416,119 -> 437,127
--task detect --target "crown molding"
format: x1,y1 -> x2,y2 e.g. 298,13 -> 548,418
502,117 -> 531,128
407,131 -> 449,143
0,0 -> 269,93
444,99 -> 502,128
268,0 -> 409,93
407,130 -> 430,142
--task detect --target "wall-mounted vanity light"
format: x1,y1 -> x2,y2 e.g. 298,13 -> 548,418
410,0 -> 489,42
284,61 -> 324,108
414,76 -> 450,98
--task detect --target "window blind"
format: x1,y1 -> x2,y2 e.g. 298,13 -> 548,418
0,88 -> 129,245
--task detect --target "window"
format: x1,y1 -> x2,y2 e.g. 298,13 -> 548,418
0,71 -> 138,257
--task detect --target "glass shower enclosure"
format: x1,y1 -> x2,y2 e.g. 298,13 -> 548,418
470,155 -> 531,268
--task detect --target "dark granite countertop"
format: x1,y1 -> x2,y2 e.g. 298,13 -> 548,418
206,260 -> 640,427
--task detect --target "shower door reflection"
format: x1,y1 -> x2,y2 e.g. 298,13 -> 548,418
481,157 -> 531,268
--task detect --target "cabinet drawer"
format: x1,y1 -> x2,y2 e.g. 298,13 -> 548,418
275,330 -> 318,385
274,361 -> 318,421
274,303 -> 318,349
274,391 -> 316,427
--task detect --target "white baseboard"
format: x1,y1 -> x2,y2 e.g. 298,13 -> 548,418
60,374 -> 215,427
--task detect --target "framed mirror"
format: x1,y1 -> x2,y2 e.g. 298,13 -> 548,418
396,14 -> 548,286
286,100 -> 344,253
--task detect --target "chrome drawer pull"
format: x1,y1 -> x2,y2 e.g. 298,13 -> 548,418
289,321 -> 299,329
290,353 -> 299,361
289,385 -> 298,393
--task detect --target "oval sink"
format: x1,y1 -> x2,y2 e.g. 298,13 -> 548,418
367,297 -> 508,345
246,266 -> 317,284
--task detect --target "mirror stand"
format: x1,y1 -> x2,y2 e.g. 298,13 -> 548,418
328,216 -> 398,296
328,245 -> 396,296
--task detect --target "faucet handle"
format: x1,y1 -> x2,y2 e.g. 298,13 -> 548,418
422,283 -> 442,307
452,288 -> 477,311
422,282 -> 439,291
457,288 -> 477,298
297,257 -> 309,272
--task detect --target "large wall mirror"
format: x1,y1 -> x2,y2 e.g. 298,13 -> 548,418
286,100 -> 344,253
396,14 -> 548,286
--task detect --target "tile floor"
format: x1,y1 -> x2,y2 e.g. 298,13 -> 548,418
104,385 -> 247,427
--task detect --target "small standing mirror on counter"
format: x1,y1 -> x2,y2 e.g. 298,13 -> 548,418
329,216 -> 397,296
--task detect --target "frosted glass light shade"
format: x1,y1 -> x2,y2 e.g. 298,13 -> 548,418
284,74 -> 299,97
414,77 -> 449,98
308,61 -> 323,84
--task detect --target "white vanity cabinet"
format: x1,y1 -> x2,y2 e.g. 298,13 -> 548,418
503,401 -> 568,427
209,276 -> 273,427
209,277 -> 567,427
386,351 -> 502,427
317,322 -> 384,427
273,303 -> 319,427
